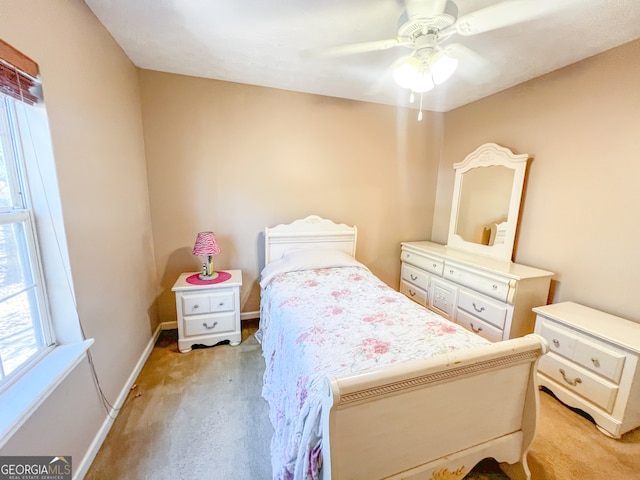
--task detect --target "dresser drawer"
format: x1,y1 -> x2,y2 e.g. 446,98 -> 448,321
457,290 -> 507,329
401,249 -> 443,276
400,280 -> 428,307
539,353 -> 618,413
443,262 -> 510,303
456,309 -> 503,342
401,263 -> 429,290
184,312 -> 236,337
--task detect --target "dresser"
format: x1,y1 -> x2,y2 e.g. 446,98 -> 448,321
400,241 -> 553,342
534,302 -> 640,438
172,270 -> 242,353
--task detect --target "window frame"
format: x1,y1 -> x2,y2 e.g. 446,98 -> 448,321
0,94 -> 56,392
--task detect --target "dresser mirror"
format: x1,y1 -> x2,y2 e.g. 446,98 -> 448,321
446,143 -> 530,261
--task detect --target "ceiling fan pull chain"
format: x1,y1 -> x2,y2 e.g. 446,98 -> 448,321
418,91 -> 424,121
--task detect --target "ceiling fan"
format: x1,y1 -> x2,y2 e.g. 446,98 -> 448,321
318,0 -> 575,118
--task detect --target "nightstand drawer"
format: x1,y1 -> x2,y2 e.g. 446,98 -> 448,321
401,263 -> 429,290
539,353 -> 618,413
184,312 -> 236,337
537,320 -> 578,359
457,290 -> 507,329
573,338 -> 625,384
182,293 -> 213,315
208,290 -> 235,313
182,290 -> 235,316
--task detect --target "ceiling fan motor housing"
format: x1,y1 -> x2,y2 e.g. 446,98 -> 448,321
397,0 -> 458,43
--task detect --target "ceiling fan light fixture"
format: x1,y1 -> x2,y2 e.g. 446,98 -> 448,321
430,51 -> 458,85
393,57 -> 435,92
392,57 -> 420,89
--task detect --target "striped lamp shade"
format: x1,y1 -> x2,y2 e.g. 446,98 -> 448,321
192,231 -> 221,256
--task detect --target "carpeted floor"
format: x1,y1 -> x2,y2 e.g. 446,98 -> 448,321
86,327 -> 640,479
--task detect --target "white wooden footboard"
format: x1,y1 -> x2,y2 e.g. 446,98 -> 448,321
321,334 -> 548,480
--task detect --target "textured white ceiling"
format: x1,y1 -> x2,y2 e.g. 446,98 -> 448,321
85,0 -> 640,113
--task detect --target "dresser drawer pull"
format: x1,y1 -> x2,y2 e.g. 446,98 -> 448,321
591,357 -> 600,368
449,269 -> 454,275
552,339 -> 560,348
432,263 -> 437,268
472,303 -> 485,313
492,284 -> 498,290
193,304 -> 200,310
202,321 -> 219,330
410,274 -> 418,281
218,302 -> 225,307
409,290 -> 417,297
470,322 -> 482,333
559,369 -> 582,386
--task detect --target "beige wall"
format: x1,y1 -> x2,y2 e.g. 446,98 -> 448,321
139,70 -> 442,322
3,0 -> 639,471
0,0 -> 158,470
434,39 -> 640,323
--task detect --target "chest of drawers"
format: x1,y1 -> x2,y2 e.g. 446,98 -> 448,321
400,241 -> 553,341
534,302 -> 640,438
172,270 -> 242,353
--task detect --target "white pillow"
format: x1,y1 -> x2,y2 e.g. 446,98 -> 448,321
260,248 -> 365,288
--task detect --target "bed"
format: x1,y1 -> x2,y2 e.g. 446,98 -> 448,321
258,215 -> 548,480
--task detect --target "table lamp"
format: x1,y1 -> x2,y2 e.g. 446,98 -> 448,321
192,231 -> 221,280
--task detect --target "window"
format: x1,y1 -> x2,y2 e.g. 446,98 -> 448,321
0,93 -> 54,389
0,41 -> 91,447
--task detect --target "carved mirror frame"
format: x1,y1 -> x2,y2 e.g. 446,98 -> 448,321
446,143 -> 530,261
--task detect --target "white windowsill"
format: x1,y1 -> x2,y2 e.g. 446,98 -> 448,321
0,339 -> 94,449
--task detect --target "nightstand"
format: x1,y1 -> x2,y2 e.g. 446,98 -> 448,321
172,270 -> 242,353
534,302 -> 640,438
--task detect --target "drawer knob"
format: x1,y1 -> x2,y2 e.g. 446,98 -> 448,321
202,321 -> 219,330
591,357 -> 600,368
470,322 -> 483,334
492,284 -> 498,290
432,263 -> 437,268
559,369 -> 582,387
449,269 -> 454,275
193,304 -> 200,310
410,274 -> 418,281
218,302 -> 225,306
472,302 -> 485,313
552,339 -> 560,348
409,290 -> 416,297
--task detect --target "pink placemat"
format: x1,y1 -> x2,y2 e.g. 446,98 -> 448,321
186,271 -> 231,285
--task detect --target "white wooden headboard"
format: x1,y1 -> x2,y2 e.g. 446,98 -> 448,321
264,215 -> 357,265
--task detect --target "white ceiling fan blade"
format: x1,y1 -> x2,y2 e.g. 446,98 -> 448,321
313,38 -> 405,58
451,0 -> 577,36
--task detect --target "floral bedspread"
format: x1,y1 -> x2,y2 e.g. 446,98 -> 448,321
259,264 -> 489,480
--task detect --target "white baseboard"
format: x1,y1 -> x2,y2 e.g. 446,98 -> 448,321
241,310 -> 260,320
75,323 -> 164,479
160,320 -> 177,330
